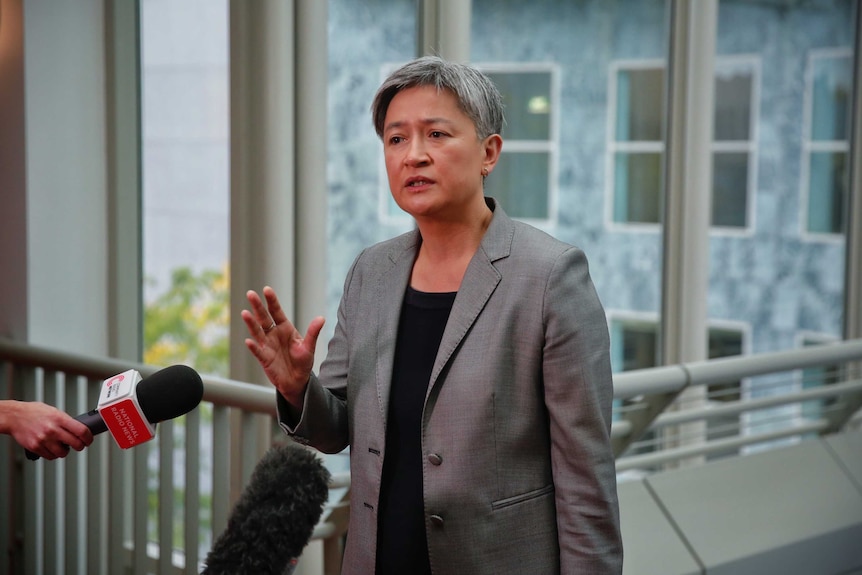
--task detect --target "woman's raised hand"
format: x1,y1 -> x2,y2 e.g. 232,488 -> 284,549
241,286 -> 325,407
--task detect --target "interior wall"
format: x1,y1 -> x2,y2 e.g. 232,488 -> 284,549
23,0 -> 110,355
0,0 -> 28,342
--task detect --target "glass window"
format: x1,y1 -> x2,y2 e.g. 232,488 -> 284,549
804,51 -> 852,236
484,151 -> 551,219
705,328 -> 744,452
610,57 -> 759,230
610,64 -> 665,225
712,152 -> 750,227
610,317 -> 660,455
811,55 -> 852,141
615,68 -> 665,141
712,0 -> 853,358
711,59 -> 756,229
469,0 -> 669,376
613,151 -> 663,223
486,70 -> 552,140
800,336 -> 841,428
328,0 -> 417,308
610,317 -> 659,373
611,319 -> 747,458
482,67 -> 557,222
807,151 -> 848,234
713,66 -> 753,141
141,0 -> 229,559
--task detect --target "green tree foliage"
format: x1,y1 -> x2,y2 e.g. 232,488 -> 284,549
143,265 -> 228,551
144,265 -> 229,377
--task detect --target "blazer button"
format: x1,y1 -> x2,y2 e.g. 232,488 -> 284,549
429,514 -> 444,528
427,453 -> 442,466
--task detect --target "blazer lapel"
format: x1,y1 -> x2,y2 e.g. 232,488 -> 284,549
375,231 -> 419,424
428,200 -> 515,394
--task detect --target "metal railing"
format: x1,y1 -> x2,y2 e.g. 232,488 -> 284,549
2,337 -> 861,575
0,339 -> 350,575
612,338 -> 862,472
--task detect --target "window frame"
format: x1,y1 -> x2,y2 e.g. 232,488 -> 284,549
710,54 -> 761,236
799,48 -> 853,242
478,61 -> 560,228
605,59 -> 666,233
607,56 -> 761,234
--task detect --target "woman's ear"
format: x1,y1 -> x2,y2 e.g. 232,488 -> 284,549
481,134 -> 503,176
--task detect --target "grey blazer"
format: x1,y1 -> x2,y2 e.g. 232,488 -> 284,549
280,199 -> 623,574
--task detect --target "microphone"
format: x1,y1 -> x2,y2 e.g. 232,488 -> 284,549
202,442 -> 332,575
25,364 -> 203,460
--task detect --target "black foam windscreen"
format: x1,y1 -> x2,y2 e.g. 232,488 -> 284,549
136,364 -> 204,423
202,443 -> 332,575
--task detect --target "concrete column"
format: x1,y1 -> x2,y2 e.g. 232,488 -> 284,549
228,3 -> 329,570
845,3 -> 862,341
661,0 -> 716,366
417,0 -> 472,62
229,0 -> 298,385
660,0 -> 718,460
295,0 -> 328,366
228,0 -> 328,386
105,0 -> 143,362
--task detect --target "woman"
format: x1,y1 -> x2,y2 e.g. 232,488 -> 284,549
242,56 -> 622,574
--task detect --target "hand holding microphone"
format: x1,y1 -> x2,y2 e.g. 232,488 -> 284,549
0,400 -> 93,460
25,364 -> 204,460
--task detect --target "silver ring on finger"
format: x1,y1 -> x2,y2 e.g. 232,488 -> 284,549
263,321 -> 277,334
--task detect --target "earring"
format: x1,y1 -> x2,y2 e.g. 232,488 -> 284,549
482,167 -> 488,176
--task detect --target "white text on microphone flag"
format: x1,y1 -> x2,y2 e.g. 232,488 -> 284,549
96,369 -> 156,448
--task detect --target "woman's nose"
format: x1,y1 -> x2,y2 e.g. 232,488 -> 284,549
404,138 -> 430,166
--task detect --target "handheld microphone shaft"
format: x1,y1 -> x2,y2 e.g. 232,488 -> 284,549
25,364 -> 203,460
74,409 -> 108,435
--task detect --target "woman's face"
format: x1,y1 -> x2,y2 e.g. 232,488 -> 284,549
382,85 -> 499,222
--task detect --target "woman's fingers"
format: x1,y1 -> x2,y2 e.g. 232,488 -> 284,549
303,316 -> 326,354
245,290 -> 272,329
240,308 -> 267,342
262,286 -> 290,326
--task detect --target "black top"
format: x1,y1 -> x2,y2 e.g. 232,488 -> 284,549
375,286 -> 456,575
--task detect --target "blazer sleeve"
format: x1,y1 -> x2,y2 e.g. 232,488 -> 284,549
542,246 -> 623,573
276,250 -> 364,454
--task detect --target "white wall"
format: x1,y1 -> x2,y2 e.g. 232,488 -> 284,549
23,0 -> 110,354
0,0 -> 28,342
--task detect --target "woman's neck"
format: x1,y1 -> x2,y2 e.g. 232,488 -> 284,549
410,201 -> 493,292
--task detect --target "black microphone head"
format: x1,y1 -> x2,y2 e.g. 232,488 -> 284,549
202,442 -> 332,575
136,365 -> 204,423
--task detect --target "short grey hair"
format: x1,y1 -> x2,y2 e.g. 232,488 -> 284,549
371,56 -> 505,141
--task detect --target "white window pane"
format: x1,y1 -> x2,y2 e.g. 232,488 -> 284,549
613,152 -> 662,223
807,151 -> 847,234
485,71 -> 552,140
611,319 -> 659,373
712,152 -> 749,228
714,69 -> 752,141
811,56 -> 852,141
615,68 -> 664,142
485,152 -> 550,219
